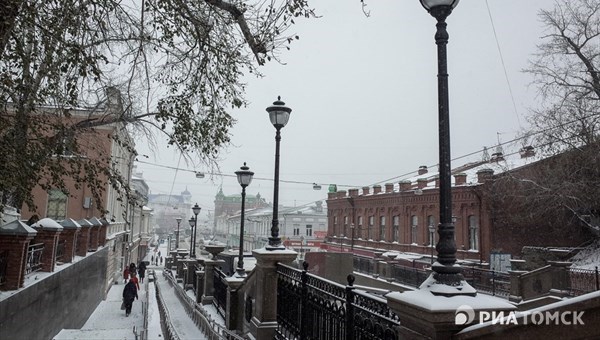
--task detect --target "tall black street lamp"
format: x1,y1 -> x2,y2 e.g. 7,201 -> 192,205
191,203 -> 201,258
266,97 -> 292,250
188,216 -> 195,255
175,217 -> 182,249
419,0 -> 472,294
235,162 -> 254,277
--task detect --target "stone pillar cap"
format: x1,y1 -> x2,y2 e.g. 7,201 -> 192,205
60,218 -> 82,229
33,218 -> 64,231
88,216 -> 103,227
77,219 -> 94,227
0,220 -> 37,236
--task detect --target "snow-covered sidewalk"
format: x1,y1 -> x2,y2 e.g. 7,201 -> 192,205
54,279 -> 148,339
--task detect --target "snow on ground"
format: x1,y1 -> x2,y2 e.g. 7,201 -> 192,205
54,275 -> 147,339
571,240 -> 600,270
55,242 -> 200,340
154,269 -> 207,340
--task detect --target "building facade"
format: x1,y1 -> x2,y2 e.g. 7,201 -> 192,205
326,147 -> 594,269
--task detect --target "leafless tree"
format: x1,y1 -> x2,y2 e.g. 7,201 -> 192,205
487,0 -> 600,240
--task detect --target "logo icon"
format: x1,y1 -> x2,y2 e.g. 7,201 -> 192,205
455,305 -> 475,325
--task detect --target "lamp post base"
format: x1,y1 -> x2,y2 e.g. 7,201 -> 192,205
422,269 -> 477,297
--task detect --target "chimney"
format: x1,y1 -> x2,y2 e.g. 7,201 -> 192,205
418,165 -> 428,175
348,188 -> 359,197
417,178 -> 428,189
385,183 -> 394,193
399,180 -> 412,191
477,168 -> 494,183
454,173 -> 467,185
336,190 -> 347,199
362,186 -> 370,195
328,192 -> 337,200
519,146 -> 535,158
373,185 -> 382,194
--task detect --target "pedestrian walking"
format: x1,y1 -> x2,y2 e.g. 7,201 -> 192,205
160,256 -> 163,265
122,266 -> 130,284
151,255 -> 154,263
158,251 -> 161,257
130,272 -> 140,290
138,261 -> 147,283
122,280 -> 138,316
129,262 -> 136,275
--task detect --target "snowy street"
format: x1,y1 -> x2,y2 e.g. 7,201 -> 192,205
54,242 -> 210,340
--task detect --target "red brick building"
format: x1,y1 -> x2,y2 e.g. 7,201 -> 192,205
325,147 -> 594,269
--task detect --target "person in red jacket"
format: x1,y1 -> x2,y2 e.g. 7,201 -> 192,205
123,267 -> 130,284
129,272 -> 140,290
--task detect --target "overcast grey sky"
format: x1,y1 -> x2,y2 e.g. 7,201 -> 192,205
135,0 -> 554,219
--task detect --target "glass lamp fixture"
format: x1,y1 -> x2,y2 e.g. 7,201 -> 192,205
235,162 -> 254,187
266,96 -> 292,129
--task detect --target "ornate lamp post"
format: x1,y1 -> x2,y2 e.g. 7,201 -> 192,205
191,203 -> 201,258
175,217 -> 182,249
188,216 -> 195,256
419,0 -> 474,295
235,162 -> 254,277
266,97 -> 292,250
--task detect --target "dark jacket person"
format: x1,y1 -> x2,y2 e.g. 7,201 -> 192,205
122,281 -> 138,316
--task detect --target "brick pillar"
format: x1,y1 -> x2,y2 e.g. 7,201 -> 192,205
32,218 -> 64,272
0,220 -> 37,290
98,218 -> 109,247
76,219 -> 93,256
59,218 -> 81,263
88,217 -> 103,251
249,248 -> 297,339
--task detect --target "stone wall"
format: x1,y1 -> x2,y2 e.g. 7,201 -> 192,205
0,247 -> 108,340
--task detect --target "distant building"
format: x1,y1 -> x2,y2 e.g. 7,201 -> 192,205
213,187 -> 269,236
326,146 -> 594,271
147,188 -> 192,236
220,201 -> 328,259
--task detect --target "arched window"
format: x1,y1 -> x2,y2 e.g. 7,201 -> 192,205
411,215 -> 418,244
392,216 -> 400,242
379,216 -> 386,241
427,215 -> 436,246
468,215 -> 479,250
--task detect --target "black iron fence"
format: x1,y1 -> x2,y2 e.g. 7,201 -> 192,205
353,255 -> 510,298
568,266 -> 600,296
213,268 -> 227,319
26,243 -> 44,274
389,264 -> 429,287
0,250 -> 8,286
462,266 -> 510,298
276,262 -> 402,340
353,256 -> 375,275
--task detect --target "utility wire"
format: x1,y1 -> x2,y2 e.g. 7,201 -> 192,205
485,0 -> 522,128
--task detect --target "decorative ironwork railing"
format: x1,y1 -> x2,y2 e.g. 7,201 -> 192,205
276,262 -> 401,340
353,256 -> 375,275
389,264 -> 429,288
26,243 -> 44,274
213,268 -> 227,319
56,239 -> 66,263
0,250 -> 8,286
462,266 -> 510,298
568,266 -> 600,296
